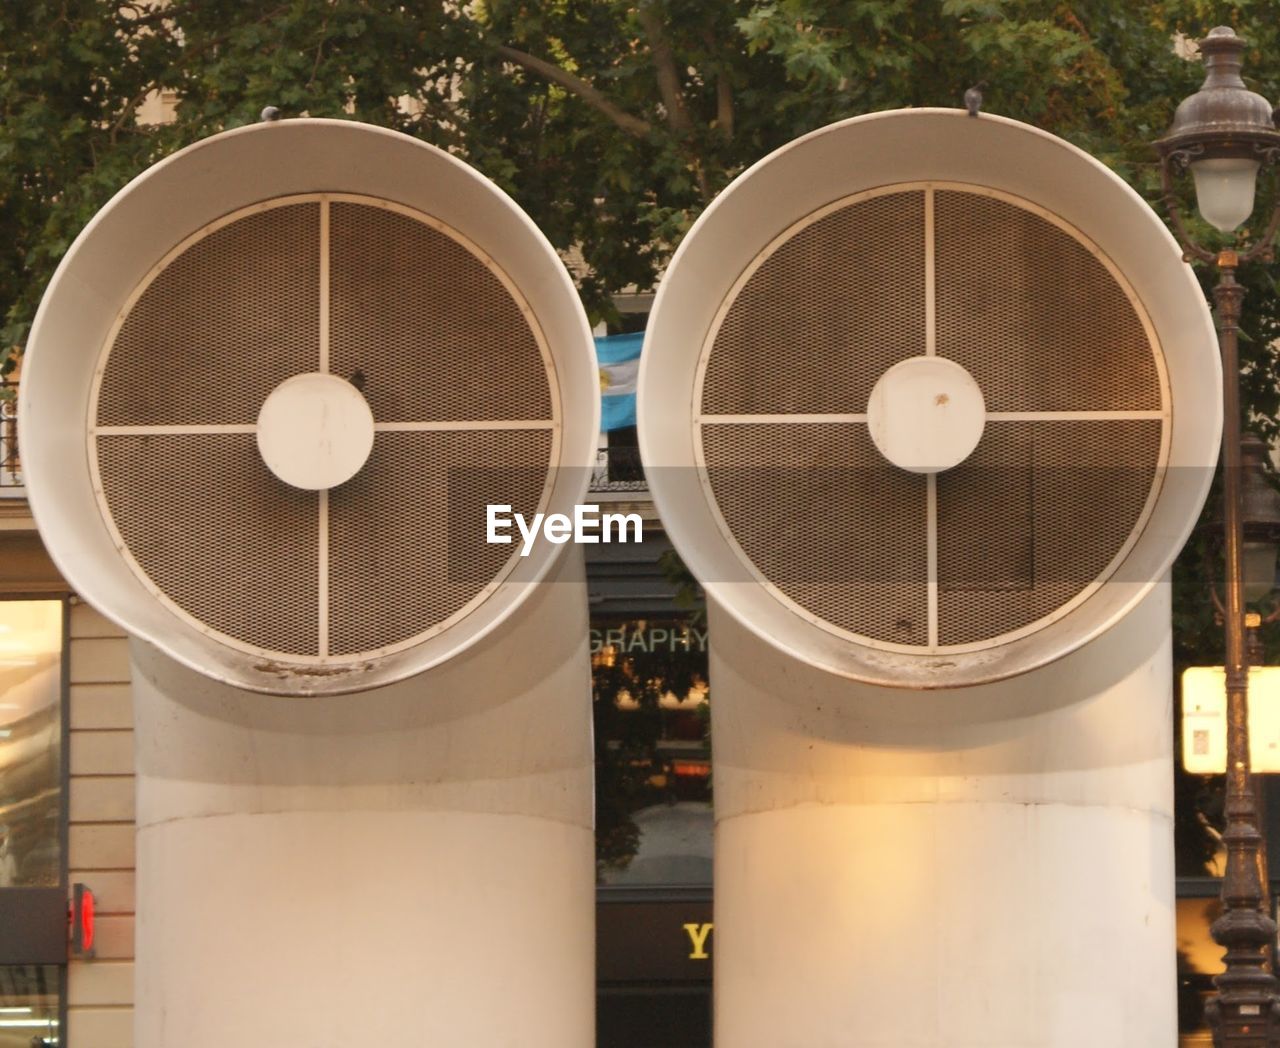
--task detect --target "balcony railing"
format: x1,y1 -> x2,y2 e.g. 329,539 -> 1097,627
0,378 -> 20,492
590,443 -> 648,494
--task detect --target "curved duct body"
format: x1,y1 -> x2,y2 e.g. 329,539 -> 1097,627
639,110 -> 1219,1044
130,558 -> 593,1047
20,120 -> 598,1044
710,586 -> 1175,1046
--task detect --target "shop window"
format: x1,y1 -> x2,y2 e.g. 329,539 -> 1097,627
0,602 -> 63,887
592,615 -> 710,886
0,965 -> 61,1046
592,601 -> 713,1048
1176,893 -> 1222,1046
0,601 -> 67,1045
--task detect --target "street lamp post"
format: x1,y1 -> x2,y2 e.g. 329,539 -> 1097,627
1157,25 -> 1280,1047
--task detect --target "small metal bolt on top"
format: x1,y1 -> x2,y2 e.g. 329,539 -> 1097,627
260,106 -> 281,123
964,82 -> 984,118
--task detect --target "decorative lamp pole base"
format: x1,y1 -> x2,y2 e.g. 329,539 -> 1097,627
1205,984 -> 1280,1047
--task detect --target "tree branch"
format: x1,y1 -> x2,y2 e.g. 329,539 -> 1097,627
109,81 -> 162,145
635,4 -> 692,136
494,45 -> 651,138
715,74 -> 733,140
634,4 -> 709,199
701,30 -> 733,142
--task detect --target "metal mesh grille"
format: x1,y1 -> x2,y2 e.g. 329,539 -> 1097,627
97,203 -> 320,425
695,184 -> 1166,651
93,195 -> 561,664
329,202 -> 552,423
700,423 -> 928,645
96,434 -> 319,655
327,430 -> 552,656
936,420 -> 1160,645
934,191 -> 1160,411
701,192 -> 926,416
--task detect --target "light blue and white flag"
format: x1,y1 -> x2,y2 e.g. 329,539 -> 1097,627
595,332 -> 644,432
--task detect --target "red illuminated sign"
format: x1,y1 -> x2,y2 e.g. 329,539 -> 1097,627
71,883 -> 95,958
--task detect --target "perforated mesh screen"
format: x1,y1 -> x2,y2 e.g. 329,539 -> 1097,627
329,203 -> 552,423
936,420 -> 1161,645
701,422 -> 929,645
328,429 -> 552,656
934,191 -> 1159,411
697,184 -> 1166,651
98,203 -> 321,425
96,434 -> 320,654
92,196 -> 558,664
701,192 -> 925,415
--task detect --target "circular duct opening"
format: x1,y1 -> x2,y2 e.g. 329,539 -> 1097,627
21,121 -> 599,694
640,110 -> 1221,688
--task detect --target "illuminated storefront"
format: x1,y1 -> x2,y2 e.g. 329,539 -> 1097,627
587,522 -> 713,1046
0,599 -> 67,1047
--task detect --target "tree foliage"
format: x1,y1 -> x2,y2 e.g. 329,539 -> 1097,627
5,1 -> 1277,359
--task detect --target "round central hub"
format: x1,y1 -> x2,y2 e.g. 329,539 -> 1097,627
256,372 -> 375,490
866,356 -> 986,474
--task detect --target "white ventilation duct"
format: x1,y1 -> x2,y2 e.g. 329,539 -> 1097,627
641,110 -> 1218,687
21,119 -> 597,1046
21,119 -> 599,697
639,109 -> 1219,1045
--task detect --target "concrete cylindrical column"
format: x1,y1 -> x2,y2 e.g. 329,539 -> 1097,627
131,553 -> 595,1048
711,581 -> 1176,1048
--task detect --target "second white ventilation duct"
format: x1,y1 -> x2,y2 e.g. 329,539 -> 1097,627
639,108 -> 1220,1046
